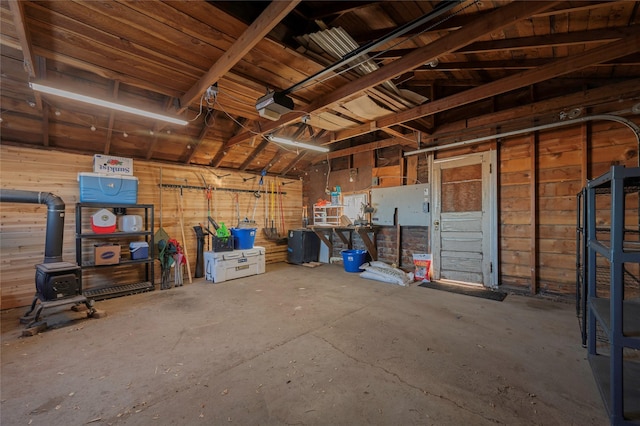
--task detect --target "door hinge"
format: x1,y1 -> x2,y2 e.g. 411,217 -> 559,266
490,262 -> 493,273
490,164 -> 492,174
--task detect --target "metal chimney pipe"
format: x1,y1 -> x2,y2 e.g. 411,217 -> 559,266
0,190 -> 66,263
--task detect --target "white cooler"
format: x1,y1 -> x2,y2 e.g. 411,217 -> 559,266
205,246 -> 265,283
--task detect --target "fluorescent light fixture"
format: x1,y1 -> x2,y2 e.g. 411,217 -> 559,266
29,82 -> 188,126
268,135 -> 329,153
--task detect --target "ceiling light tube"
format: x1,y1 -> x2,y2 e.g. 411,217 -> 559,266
269,135 -> 329,152
30,82 -> 188,126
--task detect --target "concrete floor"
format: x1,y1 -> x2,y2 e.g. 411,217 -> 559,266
1,262 -> 606,425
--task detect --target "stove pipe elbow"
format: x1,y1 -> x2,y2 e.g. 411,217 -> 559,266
0,190 -> 66,263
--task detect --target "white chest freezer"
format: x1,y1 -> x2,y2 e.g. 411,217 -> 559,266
204,246 -> 265,283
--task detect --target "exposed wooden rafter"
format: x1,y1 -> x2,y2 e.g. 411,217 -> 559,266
226,1 -> 562,148
178,0 -> 300,112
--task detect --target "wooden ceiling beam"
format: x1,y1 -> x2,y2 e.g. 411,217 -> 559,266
145,97 -> 175,160
209,149 -> 226,169
240,139 -> 270,171
103,80 -> 120,155
432,78 -> 640,137
7,0 -> 45,112
262,149 -> 281,174
311,1 -> 561,114
184,121 -> 212,164
178,0 -> 300,112
226,1 -> 561,148
411,56 -> 640,72
7,0 -> 37,78
327,137 -> 410,160
280,151 -> 308,176
458,25 -> 639,54
354,2 -> 619,43
373,25 -> 639,59
294,1 -> 375,21
376,33 -> 640,130
37,57 -> 48,145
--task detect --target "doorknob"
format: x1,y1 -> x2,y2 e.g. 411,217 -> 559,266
433,220 -> 439,231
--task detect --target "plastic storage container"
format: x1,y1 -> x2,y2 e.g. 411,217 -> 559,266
78,172 -> 138,204
231,228 -> 256,250
129,242 -> 149,260
204,246 -> 265,283
118,215 -> 143,232
342,249 -> 367,272
212,236 -> 234,252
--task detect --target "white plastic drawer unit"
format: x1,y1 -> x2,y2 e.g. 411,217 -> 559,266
204,246 -> 265,283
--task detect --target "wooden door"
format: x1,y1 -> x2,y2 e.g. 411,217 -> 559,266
432,152 -> 496,287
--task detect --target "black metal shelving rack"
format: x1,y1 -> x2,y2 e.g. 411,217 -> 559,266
76,203 -> 155,300
585,166 -> 640,425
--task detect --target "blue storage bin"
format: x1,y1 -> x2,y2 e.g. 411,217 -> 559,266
78,172 -> 138,204
342,249 -> 367,272
231,228 -> 256,250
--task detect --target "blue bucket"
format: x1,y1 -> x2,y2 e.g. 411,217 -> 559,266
231,228 -> 256,250
342,249 -> 367,273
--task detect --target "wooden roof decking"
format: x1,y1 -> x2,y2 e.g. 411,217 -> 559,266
1,0 -> 639,177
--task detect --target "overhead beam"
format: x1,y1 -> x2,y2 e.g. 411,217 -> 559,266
226,1 -> 561,148
376,25 -> 637,59
184,122 -> 212,164
145,98 -> 175,160
294,1 -> 375,21
410,56 -> 640,72
240,139 -> 270,170
103,80 -> 120,154
7,0 -> 37,78
8,1 -> 46,112
457,25 -> 639,54
354,1 -> 621,43
431,78 -> 640,137
375,33 -> 640,130
178,0 -> 300,111
326,137 -> 407,160
280,151 -> 308,176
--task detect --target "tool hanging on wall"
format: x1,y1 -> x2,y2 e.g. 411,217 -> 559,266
176,185 -> 193,284
263,174 -> 269,233
155,167 -> 170,247
234,193 -> 240,228
199,173 -> 213,251
238,175 -> 258,229
263,179 -> 278,240
277,177 -> 285,235
253,169 -> 266,225
277,180 -> 287,244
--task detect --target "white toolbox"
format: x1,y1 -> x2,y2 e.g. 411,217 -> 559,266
204,246 -> 265,283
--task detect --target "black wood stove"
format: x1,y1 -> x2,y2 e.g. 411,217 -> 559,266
0,190 -> 95,328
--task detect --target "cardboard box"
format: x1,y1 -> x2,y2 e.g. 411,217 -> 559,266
95,244 -> 121,265
78,172 -> 138,204
93,154 -> 133,175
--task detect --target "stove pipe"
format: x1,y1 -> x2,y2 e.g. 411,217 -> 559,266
0,190 -> 66,263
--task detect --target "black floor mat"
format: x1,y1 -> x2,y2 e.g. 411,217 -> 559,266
418,281 -> 507,301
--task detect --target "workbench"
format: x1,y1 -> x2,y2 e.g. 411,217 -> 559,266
309,226 -> 380,260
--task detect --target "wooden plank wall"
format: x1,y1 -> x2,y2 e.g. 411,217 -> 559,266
499,119 -> 639,295
0,146 -> 302,310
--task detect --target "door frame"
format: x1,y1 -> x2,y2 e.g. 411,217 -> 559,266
430,150 -> 498,288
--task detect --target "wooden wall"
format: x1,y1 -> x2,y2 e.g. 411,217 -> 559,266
0,146 -> 302,310
304,115 -> 638,298
2,116 -> 638,308
499,119 -> 639,296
